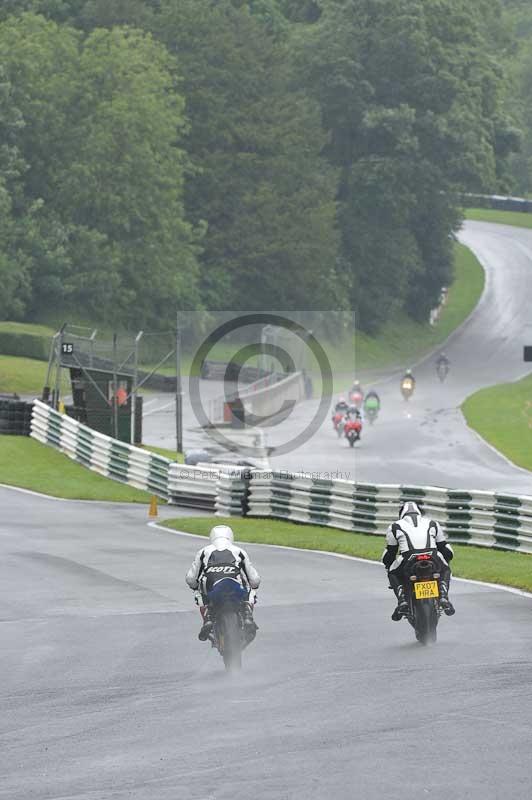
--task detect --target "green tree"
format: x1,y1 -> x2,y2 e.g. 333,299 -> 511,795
59,26 -> 200,323
77,0 -> 159,30
278,0 -> 321,22
295,0 -> 515,330
0,1 -> 87,23
0,67 -> 31,319
156,0 -> 341,311
499,1 -> 532,192
0,14 -> 200,325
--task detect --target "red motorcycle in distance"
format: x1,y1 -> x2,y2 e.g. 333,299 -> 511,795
332,411 -> 346,438
349,390 -> 364,409
344,417 -> 362,447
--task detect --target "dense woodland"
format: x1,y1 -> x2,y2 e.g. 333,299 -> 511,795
0,1 -> 527,332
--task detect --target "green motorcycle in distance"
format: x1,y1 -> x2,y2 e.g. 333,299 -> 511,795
363,391 -> 380,424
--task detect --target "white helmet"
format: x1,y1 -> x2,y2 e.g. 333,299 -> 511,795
209,524 -> 234,545
399,501 -> 422,519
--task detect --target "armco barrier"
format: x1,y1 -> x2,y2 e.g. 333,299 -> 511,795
246,472 -> 532,554
209,371 -> 304,425
168,463 -> 219,511
462,193 -> 532,214
31,399 -> 248,509
168,463 -> 249,515
31,399 -> 171,498
28,402 -> 532,552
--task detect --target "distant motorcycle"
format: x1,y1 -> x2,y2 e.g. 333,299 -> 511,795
207,578 -> 255,671
349,389 -> 364,409
364,392 -> 380,424
436,359 -> 450,383
332,411 -> 346,437
344,417 -> 362,447
400,376 -> 415,401
401,550 -> 445,645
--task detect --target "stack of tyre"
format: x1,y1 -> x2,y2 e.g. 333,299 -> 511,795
0,395 -> 33,435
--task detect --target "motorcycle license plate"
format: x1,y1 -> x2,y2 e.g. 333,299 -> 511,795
414,580 -> 439,600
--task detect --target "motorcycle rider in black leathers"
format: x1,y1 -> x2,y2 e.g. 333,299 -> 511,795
334,396 -> 349,414
382,502 -> 455,621
185,524 -> 261,641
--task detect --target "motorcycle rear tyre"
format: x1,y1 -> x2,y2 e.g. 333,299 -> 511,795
414,599 -> 438,646
220,611 -> 242,671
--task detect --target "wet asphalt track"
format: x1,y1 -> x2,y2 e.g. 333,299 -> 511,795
1,486 -> 532,800
258,220 -> 532,492
144,221 -> 532,495
4,220 -> 532,799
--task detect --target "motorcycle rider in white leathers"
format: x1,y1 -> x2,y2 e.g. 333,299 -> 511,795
186,524 -> 261,641
382,502 -> 455,621
436,352 -> 450,369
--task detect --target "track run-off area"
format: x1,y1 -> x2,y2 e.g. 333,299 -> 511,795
1,486 -> 532,800
3,220 -> 532,799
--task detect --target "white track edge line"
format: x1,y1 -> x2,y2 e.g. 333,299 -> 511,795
0,483 -> 65,501
2,484 -> 530,602
0,483 -> 144,507
148,521 -> 532,601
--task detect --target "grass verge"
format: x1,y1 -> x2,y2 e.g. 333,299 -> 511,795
465,208 -> 532,229
0,354 -> 56,395
462,373 -> 532,472
162,516 -> 532,594
354,242 -> 484,370
0,321 -> 55,337
0,436 -> 152,502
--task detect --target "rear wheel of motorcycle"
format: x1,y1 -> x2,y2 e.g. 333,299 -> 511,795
414,600 -> 438,645
220,611 -> 242,671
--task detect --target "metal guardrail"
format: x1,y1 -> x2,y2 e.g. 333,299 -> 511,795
209,371 -> 305,425
168,463 -> 220,510
31,399 -> 171,498
208,370 -> 283,424
246,473 -> 532,554
30,400 -> 248,508
200,360 -> 271,383
463,193 -> 532,214
168,463 -> 250,514
29,402 -> 532,553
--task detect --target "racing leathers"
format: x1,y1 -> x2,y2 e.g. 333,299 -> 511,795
334,400 -> 349,414
185,525 -> 261,641
382,502 -> 455,621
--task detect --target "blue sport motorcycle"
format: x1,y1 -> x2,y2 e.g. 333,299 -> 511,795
207,578 -> 252,671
